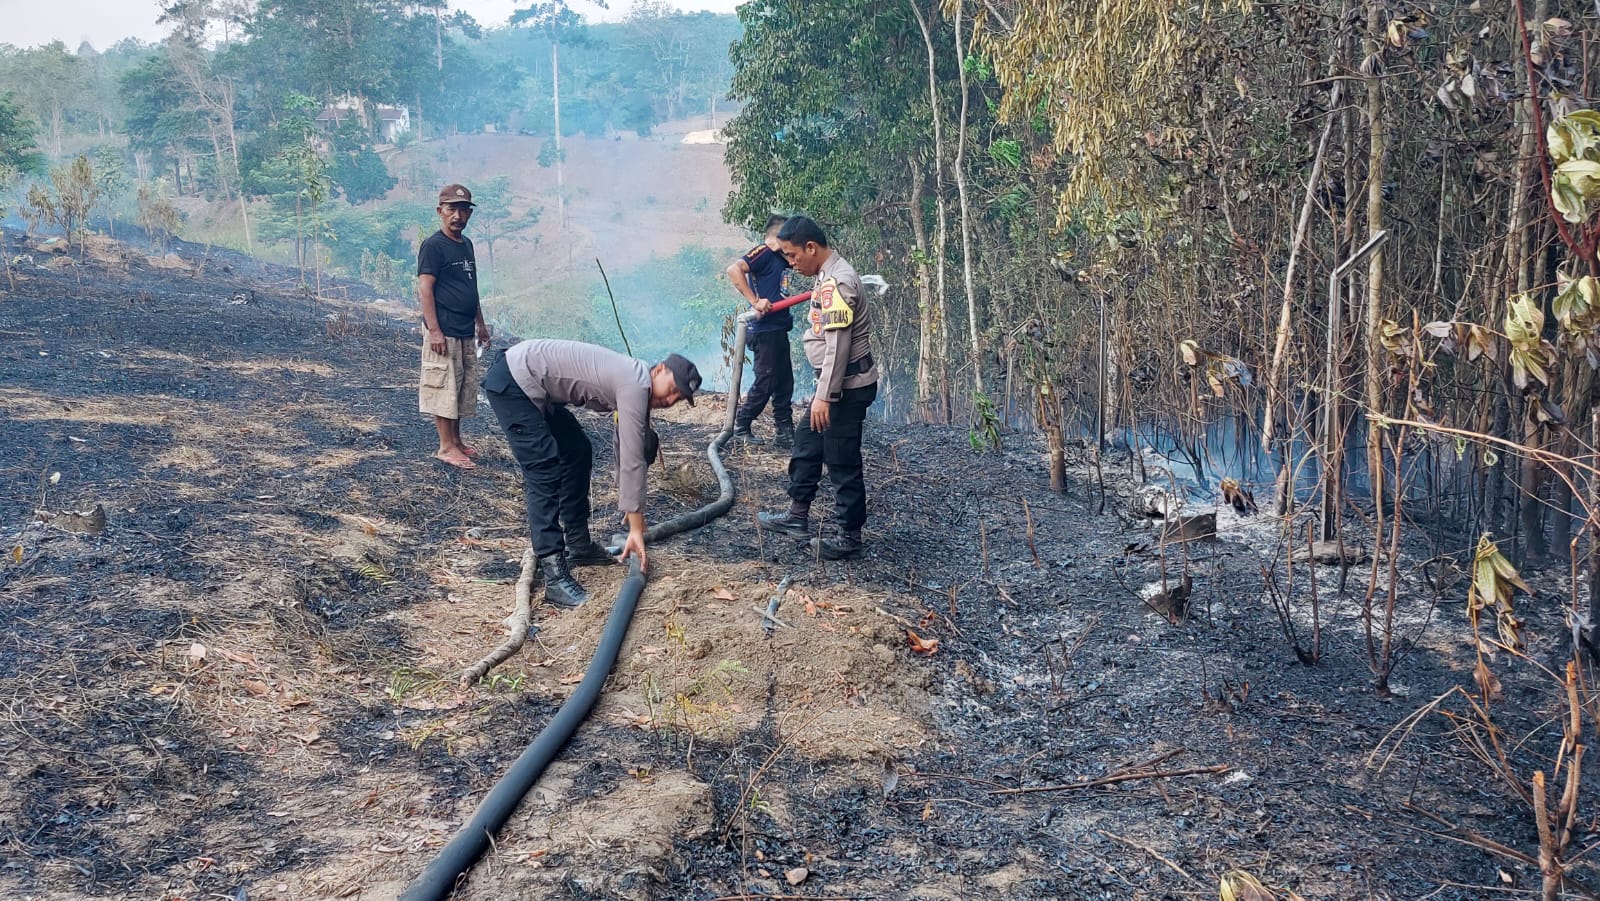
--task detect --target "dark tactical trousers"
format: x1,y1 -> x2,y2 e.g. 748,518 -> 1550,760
787,382 -> 878,532
735,330 -> 795,430
483,356 -> 593,558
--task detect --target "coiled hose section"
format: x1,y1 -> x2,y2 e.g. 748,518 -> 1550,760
398,317 -> 751,901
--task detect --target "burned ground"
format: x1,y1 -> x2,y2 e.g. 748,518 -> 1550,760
1,230 -> 1592,900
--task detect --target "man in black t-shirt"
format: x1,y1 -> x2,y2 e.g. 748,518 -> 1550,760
418,183 -> 491,469
725,214 -> 796,447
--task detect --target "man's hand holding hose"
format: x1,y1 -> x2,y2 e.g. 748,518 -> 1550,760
620,512 -> 648,572
759,292 -> 812,318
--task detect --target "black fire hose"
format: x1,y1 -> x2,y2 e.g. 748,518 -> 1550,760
399,313 -> 758,900
398,555 -> 647,901
613,430 -> 736,549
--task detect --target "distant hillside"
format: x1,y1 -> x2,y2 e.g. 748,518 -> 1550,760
391,120 -> 747,279
385,121 -> 752,377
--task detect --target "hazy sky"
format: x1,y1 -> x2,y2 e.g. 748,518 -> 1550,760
2,0 -> 742,50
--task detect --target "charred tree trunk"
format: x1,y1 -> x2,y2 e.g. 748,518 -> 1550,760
1589,403 -> 1600,633
1504,0 -> 1551,553
1362,0 -> 1389,577
1553,362 -> 1589,558
1264,60 -> 1341,458
1519,225 -> 1560,561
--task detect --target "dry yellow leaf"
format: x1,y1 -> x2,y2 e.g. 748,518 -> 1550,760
1220,869 -> 1276,901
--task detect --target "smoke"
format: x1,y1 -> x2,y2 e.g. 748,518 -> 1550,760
424,125 -> 752,387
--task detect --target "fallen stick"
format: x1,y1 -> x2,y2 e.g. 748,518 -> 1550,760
1022,497 -> 1041,569
721,699 -> 845,844
990,764 -> 1230,796
460,548 -> 537,686
898,771 -> 1013,790
1397,808 -> 1536,867
1098,829 -> 1199,885
1399,800 -> 1600,901
1006,747 -> 1181,784
1111,748 -> 1184,773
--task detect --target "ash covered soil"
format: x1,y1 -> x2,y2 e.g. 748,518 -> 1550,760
1,229 -> 1592,900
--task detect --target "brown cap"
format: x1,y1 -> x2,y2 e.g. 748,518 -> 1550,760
438,183 -> 475,207
661,353 -> 701,406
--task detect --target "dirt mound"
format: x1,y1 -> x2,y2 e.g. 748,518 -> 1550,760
350,765 -> 716,901
420,554 -> 931,762
603,564 -> 931,761
652,390 -> 733,428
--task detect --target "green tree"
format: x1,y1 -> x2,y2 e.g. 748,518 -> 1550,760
0,90 -> 42,292
467,175 -> 542,296
119,52 -> 207,192
320,202 -> 431,278
90,146 -> 130,237
158,25 -> 255,248
328,125 -> 397,204
0,42 -> 88,160
724,0 -> 973,420
622,6 -> 737,126
27,155 -> 102,253
74,43 -> 117,140
242,1 -> 402,105
252,93 -> 332,286
235,0 -> 467,135
511,0 -> 593,228
136,182 -> 184,250
0,92 -> 45,180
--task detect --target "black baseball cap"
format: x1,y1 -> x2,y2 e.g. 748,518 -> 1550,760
661,353 -> 701,405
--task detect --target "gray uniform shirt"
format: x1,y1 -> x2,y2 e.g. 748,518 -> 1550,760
503,339 -> 652,514
802,250 -> 877,402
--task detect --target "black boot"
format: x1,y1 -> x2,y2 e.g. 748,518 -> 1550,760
757,503 -> 811,537
539,552 -> 588,608
773,420 -> 794,449
730,424 -> 759,444
564,525 -> 617,567
812,529 -> 864,560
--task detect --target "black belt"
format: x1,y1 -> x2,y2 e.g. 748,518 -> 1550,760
814,353 -> 873,381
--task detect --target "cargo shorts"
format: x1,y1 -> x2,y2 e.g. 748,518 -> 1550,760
419,336 -> 476,420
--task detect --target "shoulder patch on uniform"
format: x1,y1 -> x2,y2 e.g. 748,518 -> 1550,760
809,277 -> 854,333
744,245 -> 769,263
